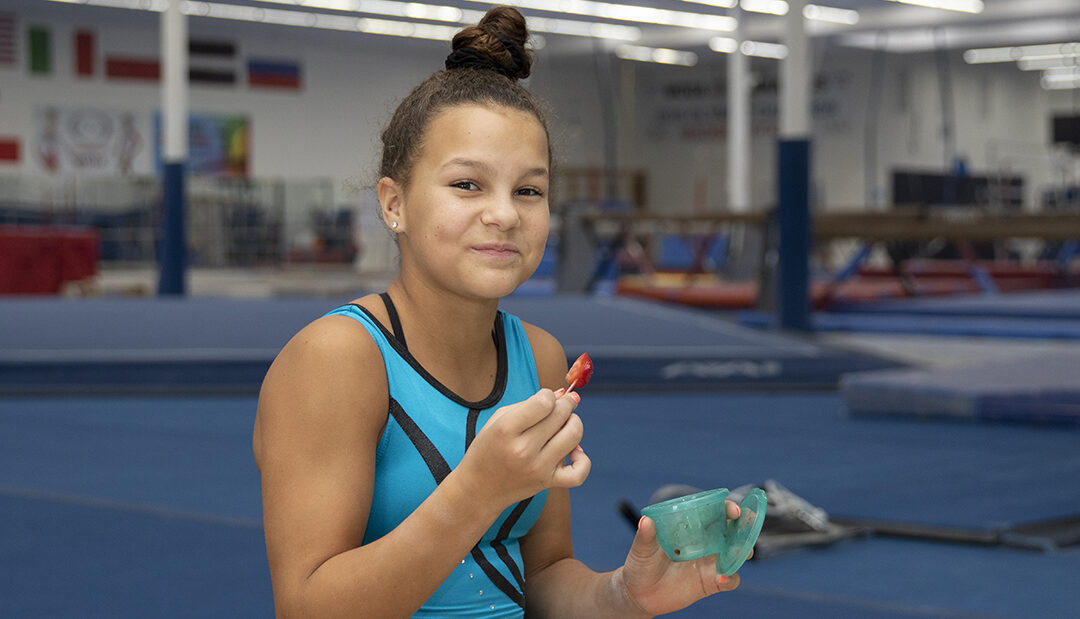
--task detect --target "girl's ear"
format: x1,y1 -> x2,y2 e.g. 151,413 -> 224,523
377,176 -> 404,232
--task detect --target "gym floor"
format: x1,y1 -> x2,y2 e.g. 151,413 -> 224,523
2,392 -> 1078,618
1,294 -> 1078,618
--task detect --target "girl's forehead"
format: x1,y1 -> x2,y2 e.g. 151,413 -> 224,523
420,104 -> 549,164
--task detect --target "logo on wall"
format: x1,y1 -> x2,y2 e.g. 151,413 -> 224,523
644,69 -> 853,142
34,106 -> 143,175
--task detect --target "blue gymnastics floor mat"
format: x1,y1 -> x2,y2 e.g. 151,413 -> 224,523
841,351 -> 1080,426
0,296 -> 900,394
3,393 -> 1079,618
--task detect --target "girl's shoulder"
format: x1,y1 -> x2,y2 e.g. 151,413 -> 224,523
258,301 -> 389,426
518,319 -> 568,390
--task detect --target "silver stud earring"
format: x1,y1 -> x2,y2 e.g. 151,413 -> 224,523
391,221 -> 398,229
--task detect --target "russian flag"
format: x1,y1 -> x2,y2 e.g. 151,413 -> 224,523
247,58 -> 301,91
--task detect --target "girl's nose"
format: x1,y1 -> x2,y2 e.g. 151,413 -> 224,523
480,194 -> 521,229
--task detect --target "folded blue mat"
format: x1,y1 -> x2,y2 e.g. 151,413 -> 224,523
841,352 -> 1080,426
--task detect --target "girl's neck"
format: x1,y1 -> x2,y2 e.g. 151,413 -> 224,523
385,278 -> 499,360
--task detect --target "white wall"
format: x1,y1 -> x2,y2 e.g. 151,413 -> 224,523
606,44 -> 1075,215
1,3 -> 1076,220
1,6 -> 448,189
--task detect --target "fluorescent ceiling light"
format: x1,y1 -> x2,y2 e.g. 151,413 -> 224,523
741,40 -> 787,58
47,0 -> 639,41
526,17 -> 640,40
615,44 -> 697,66
964,42 -> 1080,64
1018,56 -> 1079,71
709,37 -> 738,53
688,0 -> 858,24
1041,72 -> 1080,90
184,0 -> 459,37
678,0 -> 736,9
462,0 -> 737,31
266,0 -> 642,39
708,36 -> 788,59
741,0 -> 788,16
844,20 -> 1080,54
48,0 -> 166,8
803,4 -> 858,25
885,0 -> 983,13
1043,67 -> 1080,79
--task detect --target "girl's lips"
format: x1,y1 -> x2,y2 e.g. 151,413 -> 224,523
473,243 -> 519,258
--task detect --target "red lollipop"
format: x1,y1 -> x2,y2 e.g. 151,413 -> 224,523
565,353 -> 594,394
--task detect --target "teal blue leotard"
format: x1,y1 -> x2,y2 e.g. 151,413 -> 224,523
325,297 -> 547,617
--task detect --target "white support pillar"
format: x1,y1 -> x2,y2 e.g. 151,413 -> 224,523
780,0 -> 810,140
162,0 -> 187,164
727,8 -> 751,213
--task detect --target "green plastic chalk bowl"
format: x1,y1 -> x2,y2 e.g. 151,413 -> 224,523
641,487 -> 767,576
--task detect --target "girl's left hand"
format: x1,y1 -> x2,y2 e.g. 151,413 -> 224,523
618,500 -> 746,617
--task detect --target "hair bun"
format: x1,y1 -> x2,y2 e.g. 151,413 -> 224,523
446,6 -> 533,80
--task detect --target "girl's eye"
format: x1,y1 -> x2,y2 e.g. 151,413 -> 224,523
451,181 -> 479,191
515,187 -> 545,197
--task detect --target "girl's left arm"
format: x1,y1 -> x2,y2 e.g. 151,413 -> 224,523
518,322 -> 643,618
518,323 -> 741,619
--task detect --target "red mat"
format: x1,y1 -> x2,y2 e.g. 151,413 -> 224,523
0,225 -> 99,294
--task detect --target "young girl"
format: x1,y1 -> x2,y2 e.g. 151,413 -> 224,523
253,7 -> 744,616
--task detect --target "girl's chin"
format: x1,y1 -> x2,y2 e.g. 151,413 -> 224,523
461,273 -> 535,300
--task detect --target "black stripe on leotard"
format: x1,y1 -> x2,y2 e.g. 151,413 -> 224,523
387,398 -> 527,610
466,408 -> 480,451
379,292 -> 407,350
465,407 -> 530,594
347,303 -> 508,410
470,545 -> 527,609
491,496 -> 532,591
388,398 -> 452,483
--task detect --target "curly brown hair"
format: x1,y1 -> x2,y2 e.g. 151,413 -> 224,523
378,6 -> 551,187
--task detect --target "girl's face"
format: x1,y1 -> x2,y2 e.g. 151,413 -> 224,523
383,103 -> 550,301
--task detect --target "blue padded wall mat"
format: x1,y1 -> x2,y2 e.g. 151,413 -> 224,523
841,351 -> 1080,426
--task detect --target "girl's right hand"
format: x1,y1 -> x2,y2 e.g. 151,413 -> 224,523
456,388 -> 591,508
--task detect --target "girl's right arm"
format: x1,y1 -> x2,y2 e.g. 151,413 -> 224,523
253,315 -> 586,618
255,315 -> 501,617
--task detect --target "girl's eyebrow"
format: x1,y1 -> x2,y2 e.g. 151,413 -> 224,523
442,158 -> 490,173
442,158 -> 548,179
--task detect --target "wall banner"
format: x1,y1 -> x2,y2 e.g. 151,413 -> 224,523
154,112 -> 250,177
34,106 -> 143,175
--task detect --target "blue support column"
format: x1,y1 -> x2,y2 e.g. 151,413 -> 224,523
158,162 -> 186,295
158,0 -> 187,296
775,0 -> 811,332
777,139 -> 811,331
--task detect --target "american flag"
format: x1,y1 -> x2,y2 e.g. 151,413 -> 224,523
0,13 -> 15,66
